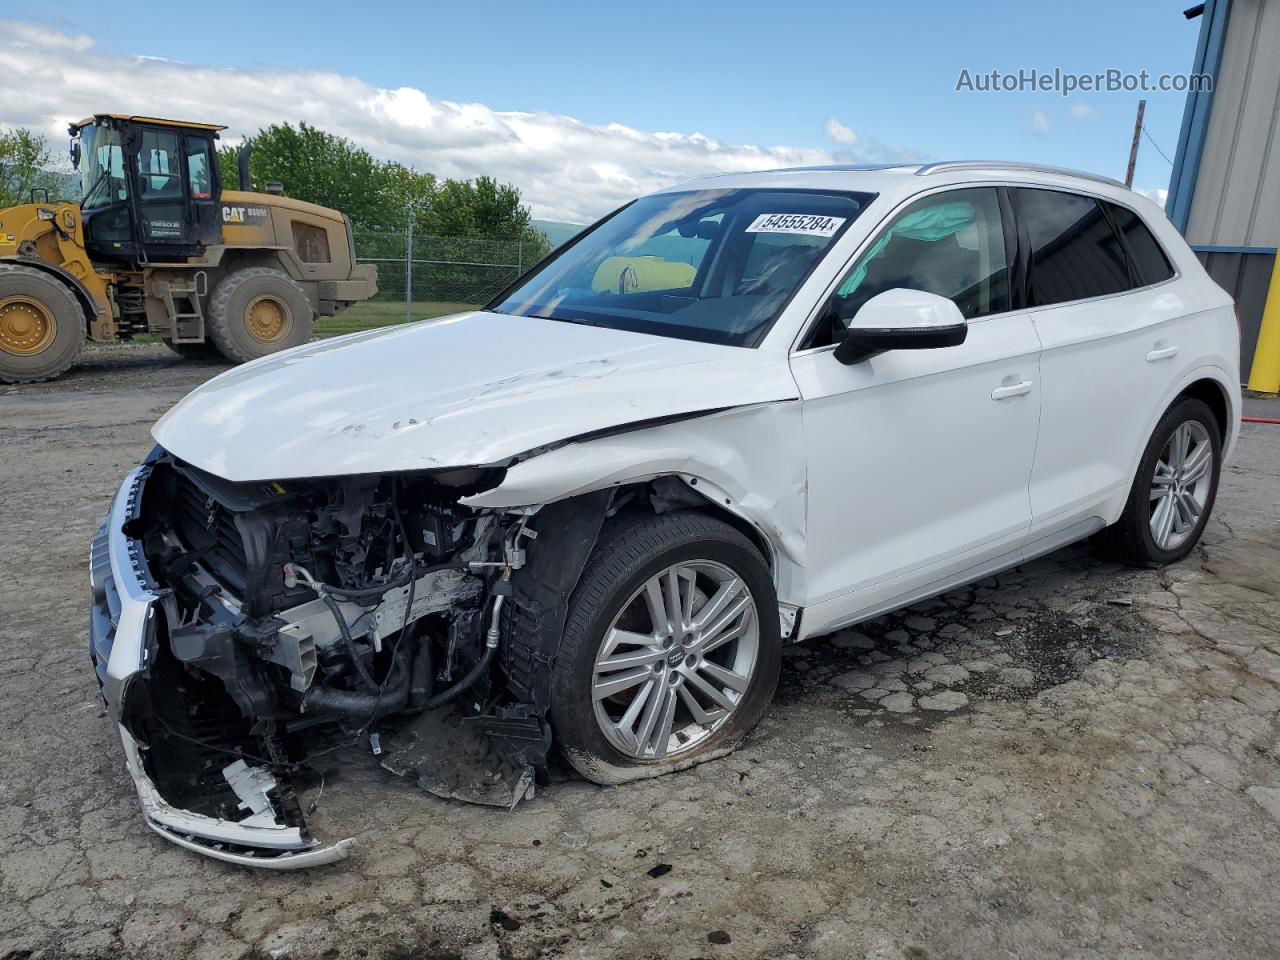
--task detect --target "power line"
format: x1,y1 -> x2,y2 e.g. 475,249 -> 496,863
1141,124 -> 1175,166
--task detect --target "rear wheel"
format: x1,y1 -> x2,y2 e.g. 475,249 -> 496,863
1099,397 -> 1222,566
550,512 -> 781,784
207,267 -> 314,363
0,264 -> 85,384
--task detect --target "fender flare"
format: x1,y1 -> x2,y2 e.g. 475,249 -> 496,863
459,406 -> 809,606
219,246 -> 309,283
1,256 -> 103,321
1114,362 -> 1240,516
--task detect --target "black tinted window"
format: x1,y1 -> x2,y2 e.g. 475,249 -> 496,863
1016,189 -> 1130,306
1105,202 -> 1175,285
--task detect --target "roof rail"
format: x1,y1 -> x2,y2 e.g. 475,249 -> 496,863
914,161 -> 1126,189
774,162 -> 919,173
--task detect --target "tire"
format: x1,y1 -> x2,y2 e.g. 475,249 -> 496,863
1098,396 -> 1222,566
207,267 -> 314,364
163,339 -> 224,362
550,511 -> 781,785
0,264 -> 86,384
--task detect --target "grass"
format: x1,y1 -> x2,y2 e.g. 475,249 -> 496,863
316,300 -> 479,337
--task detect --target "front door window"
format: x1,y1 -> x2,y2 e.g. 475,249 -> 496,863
806,188 -> 1010,349
135,129 -> 187,243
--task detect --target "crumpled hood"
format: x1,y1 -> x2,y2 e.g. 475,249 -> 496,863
152,311 -> 798,481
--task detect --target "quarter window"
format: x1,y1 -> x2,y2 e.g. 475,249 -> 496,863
1014,189 -> 1130,306
809,187 -> 1009,348
1103,201 -> 1175,286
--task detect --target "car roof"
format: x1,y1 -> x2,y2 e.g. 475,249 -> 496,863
662,161 -> 1151,211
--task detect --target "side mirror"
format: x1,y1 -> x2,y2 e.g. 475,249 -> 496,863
832,288 -> 968,365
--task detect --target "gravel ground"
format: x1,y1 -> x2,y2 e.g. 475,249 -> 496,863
3,345 -> 1280,960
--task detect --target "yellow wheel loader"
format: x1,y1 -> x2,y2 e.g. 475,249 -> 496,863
0,114 -> 377,383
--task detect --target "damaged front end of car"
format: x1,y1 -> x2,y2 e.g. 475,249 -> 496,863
89,446 -> 611,868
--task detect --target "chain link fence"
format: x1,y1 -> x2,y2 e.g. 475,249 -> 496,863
353,227 -> 538,317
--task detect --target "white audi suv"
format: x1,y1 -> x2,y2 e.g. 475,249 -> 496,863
90,162 -> 1240,866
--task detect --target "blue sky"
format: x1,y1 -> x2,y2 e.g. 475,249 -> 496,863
2,1 -> 1201,220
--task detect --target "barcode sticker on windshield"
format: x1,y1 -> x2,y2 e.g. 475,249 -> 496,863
745,213 -> 845,237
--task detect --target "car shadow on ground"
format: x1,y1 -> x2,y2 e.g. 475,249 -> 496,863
774,542 -> 1151,729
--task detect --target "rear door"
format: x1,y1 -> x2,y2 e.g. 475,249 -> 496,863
1013,187 -> 1186,543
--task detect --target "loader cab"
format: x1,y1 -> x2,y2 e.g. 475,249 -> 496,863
70,115 -> 224,263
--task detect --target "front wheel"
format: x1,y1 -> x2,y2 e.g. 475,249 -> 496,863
550,512 -> 781,785
0,264 -> 85,384
1099,396 -> 1222,566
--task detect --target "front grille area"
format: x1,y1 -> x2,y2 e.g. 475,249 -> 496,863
170,471 -> 250,597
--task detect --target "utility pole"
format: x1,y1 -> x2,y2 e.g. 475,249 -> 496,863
1125,99 -> 1147,188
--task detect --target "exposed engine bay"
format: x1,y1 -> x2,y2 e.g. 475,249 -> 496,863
96,449 -> 615,863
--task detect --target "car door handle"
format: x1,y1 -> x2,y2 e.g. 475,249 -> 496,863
991,379 -> 1033,401
1146,344 -> 1179,362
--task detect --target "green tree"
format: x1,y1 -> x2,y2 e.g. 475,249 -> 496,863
217,121 -> 546,255
216,143 -> 239,193
0,127 -> 59,208
219,122 -> 397,224
423,176 -> 548,258
379,161 -> 437,227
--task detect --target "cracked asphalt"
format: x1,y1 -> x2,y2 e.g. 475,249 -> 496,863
3,344 -> 1280,960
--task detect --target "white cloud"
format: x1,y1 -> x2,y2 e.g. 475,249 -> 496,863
824,117 -> 858,146
1138,187 -> 1169,208
1068,102 -> 1100,122
3,22 -> 93,52
1030,110 -> 1052,135
0,20 -> 916,223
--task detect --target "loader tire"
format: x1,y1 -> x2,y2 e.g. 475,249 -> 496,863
207,267 -> 314,364
0,264 -> 86,384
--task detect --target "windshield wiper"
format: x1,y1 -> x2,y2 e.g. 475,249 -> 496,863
525,313 -> 602,328
79,169 -> 109,209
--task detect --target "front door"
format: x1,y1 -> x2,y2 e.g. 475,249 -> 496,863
131,126 -> 192,254
790,186 -> 1042,633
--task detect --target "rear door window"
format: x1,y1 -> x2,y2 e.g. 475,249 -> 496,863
1014,188 -> 1131,306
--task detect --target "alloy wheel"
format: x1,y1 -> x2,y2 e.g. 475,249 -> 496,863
591,560 -> 759,760
1149,420 -> 1213,551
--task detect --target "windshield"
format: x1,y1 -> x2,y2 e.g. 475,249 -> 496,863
490,188 -> 874,347
77,123 -> 128,209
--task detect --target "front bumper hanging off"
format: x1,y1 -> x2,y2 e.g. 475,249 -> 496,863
89,463 -> 354,869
